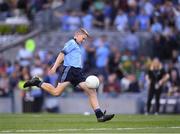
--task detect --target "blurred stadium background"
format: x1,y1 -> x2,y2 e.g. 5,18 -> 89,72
0,0 -> 180,115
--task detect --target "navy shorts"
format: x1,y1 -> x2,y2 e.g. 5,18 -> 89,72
58,66 -> 86,87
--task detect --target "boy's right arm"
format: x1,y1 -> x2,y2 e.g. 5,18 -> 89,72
49,52 -> 64,75
49,40 -> 74,75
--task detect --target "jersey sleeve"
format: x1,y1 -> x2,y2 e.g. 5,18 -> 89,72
61,41 -> 75,55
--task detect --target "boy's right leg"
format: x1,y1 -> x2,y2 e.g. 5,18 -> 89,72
23,77 -> 70,96
41,82 -> 70,96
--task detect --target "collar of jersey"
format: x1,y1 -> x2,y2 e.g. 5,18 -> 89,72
73,38 -> 80,45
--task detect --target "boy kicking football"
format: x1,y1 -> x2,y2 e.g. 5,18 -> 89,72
24,28 -> 114,122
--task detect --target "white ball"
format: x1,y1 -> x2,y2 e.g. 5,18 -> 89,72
85,75 -> 100,89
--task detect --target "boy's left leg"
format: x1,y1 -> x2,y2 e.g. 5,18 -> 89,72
78,82 -> 114,122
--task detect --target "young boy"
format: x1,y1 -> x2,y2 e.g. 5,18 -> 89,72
24,28 -> 114,122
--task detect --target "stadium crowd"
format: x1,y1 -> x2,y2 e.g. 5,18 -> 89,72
0,33 -> 180,97
1,0 -> 180,32
57,0 -> 180,33
0,0 -> 180,112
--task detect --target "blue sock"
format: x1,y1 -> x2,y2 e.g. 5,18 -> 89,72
94,108 -> 104,118
38,81 -> 43,87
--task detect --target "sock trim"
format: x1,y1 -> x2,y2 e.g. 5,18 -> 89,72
38,81 -> 43,87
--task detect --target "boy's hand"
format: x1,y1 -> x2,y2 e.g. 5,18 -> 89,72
48,67 -> 56,75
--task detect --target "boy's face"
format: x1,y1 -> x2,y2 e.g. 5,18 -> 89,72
76,33 -> 88,44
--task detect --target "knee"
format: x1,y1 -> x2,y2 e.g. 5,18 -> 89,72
86,88 -> 96,96
52,90 -> 60,96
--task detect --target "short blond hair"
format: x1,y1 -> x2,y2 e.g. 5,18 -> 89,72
75,28 -> 90,37
150,58 -> 162,70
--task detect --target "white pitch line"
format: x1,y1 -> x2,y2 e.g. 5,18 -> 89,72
0,126 -> 180,133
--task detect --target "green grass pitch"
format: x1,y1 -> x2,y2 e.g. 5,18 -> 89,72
0,114 -> 180,133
